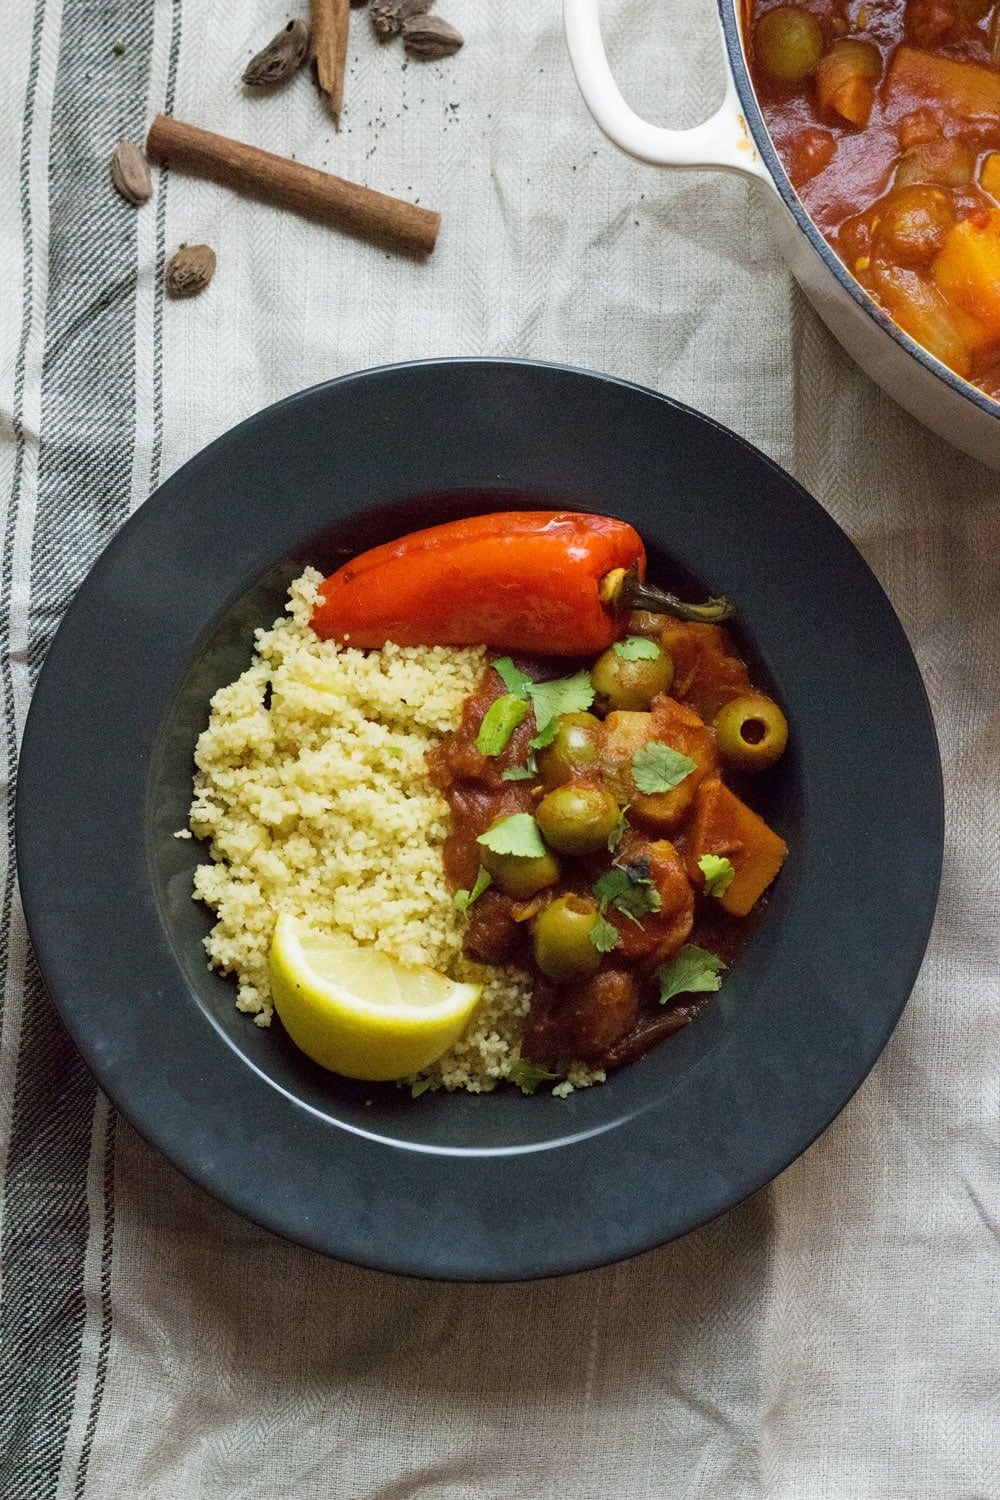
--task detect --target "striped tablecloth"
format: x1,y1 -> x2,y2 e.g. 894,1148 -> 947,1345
2,1 -> 997,1495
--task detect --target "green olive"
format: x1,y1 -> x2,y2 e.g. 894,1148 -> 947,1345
754,6 -> 824,86
479,835 -> 560,900
536,712 -> 602,789
533,894 -> 603,984
590,643 -> 674,713
714,693 -> 789,771
536,782 -> 622,856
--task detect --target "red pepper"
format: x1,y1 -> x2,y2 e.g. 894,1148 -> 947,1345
311,512 -> 647,655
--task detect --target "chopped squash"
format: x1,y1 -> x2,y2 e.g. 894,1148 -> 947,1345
602,697 -> 716,833
932,212 -> 1000,341
656,620 -> 752,723
685,778 -> 787,918
887,46 -> 1000,121
869,262 -> 974,374
980,153 -> 1000,204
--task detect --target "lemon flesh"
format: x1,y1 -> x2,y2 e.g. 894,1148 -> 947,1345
268,914 -> 482,1081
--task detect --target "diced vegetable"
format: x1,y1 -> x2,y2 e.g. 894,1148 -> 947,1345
601,697 -> 716,833
932,211 -> 1000,341
887,46 -> 1000,121
980,152 -> 1000,202
868,263 -> 974,376
685,778 -> 787,917
656,620 -> 752,722
894,136 -> 975,189
816,39 -> 882,129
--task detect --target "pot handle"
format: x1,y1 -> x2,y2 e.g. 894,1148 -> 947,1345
563,0 -> 768,180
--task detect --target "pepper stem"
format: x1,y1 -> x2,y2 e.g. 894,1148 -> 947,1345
602,565 -> 735,625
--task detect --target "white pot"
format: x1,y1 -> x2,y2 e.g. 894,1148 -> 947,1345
564,0 -> 1000,470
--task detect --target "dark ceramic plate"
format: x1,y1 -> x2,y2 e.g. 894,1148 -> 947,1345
16,360 -> 943,1281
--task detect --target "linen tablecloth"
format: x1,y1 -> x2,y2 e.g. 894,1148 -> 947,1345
2,1 -> 998,1494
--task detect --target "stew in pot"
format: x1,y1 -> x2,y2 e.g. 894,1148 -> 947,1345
748,0 -> 1000,399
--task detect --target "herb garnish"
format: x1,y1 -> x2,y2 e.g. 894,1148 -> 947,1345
453,866 -> 492,913
593,860 -> 662,926
509,1058 -> 561,1095
527,671 -> 595,748
613,635 -> 661,660
632,742 -> 697,794
475,694 -> 529,756
698,854 -> 735,898
656,944 -> 727,1004
476,813 -> 546,858
588,913 -> 622,953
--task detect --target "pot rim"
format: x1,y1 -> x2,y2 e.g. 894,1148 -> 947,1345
722,0 -> 1000,420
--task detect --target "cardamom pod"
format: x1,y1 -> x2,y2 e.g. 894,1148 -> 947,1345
370,0 -> 433,39
109,139 -> 152,207
242,18 -> 311,87
165,244 -> 216,298
401,13 -> 463,57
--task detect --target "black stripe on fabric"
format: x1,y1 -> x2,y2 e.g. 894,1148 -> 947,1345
0,0 -> 46,1041
150,0 -> 184,494
0,0 -> 53,1484
72,1108 -> 117,1500
0,2 -> 155,1495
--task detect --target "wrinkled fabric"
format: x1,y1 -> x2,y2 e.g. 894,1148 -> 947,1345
1,1 -> 998,1497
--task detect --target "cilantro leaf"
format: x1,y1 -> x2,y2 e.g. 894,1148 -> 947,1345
491,657 -> 531,699
613,881 -> 662,924
501,765 -> 535,781
613,635 -> 661,661
593,864 -> 661,926
509,1058 -> 560,1095
530,716 -> 560,750
527,671 -> 595,746
453,866 -> 492,913
386,745 -> 403,758
698,854 -> 735,898
589,913 -> 622,953
410,1077 -> 436,1098
607,804 -> 629,851
657,944 -> 727,1004
475,694 -> 529,756
476,813 -> 546,858
632,742 -> 697,794
593,867 -> 632,910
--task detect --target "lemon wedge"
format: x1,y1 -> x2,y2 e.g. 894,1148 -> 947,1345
268,914 -> 482,1081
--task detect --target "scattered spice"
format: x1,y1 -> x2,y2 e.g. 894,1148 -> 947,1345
165,243 -> 216,298
310,0 -> 351,123
109,140 -> 152,206
401,13 -> 463,58
243,19 -> 311,87
370,0 -> 433,38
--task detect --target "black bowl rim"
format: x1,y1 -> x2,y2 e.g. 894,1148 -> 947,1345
15,357 -> 944,1280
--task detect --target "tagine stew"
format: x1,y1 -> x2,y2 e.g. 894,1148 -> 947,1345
747,0 -> 1000,398
426,619 -> 787,1075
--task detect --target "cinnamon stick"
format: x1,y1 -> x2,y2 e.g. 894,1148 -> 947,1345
310,0 -> 351,124
145,114 -> 440,256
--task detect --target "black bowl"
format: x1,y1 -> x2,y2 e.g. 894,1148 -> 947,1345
15,359 -> 943,1280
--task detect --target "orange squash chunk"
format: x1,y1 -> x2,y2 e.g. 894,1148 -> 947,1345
686,778 -> 787,918
656,621 -> 752,723
602,697 -> 717,834
933,211 -> 1000,342
887,47 -> 1000,123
